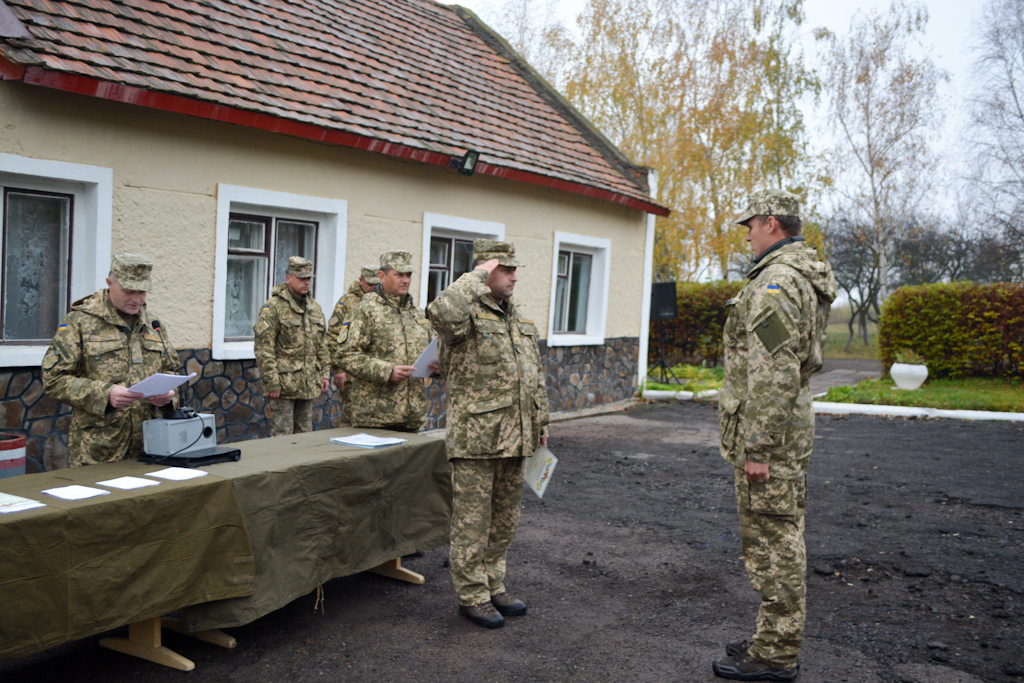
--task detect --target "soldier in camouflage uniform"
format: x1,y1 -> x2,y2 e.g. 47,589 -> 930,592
427,239 -> 550,629
253,256 -> 331,436
327,264 -> 380,427
338,251 -> 435,432
42,253 -> 179,467
713,190 -> 837,682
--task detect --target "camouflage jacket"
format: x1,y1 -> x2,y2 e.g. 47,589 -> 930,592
338,287 -> 432,430
719,240 -> 837,479
42,290 -> 179,466
327,280 -> 365,376
427,269 -> 550,460
253,283 -> 330,399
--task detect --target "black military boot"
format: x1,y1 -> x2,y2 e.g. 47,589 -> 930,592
725,639 -> 752,657
490,592 -> 527,617
712,651 -> 799,681
458,602 -> 504,629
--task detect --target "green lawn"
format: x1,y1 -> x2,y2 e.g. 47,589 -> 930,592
644,363 -> 724,393
825,305 -> 878,360
822,376 -> 1024,413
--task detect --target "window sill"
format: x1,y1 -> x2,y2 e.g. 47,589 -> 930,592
0,345 -> 47,367
214,340 -> 256,360
545,334 -> 606,347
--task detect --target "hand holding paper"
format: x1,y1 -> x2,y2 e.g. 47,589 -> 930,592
127,372 -> 196,398
411,338 -> 438,378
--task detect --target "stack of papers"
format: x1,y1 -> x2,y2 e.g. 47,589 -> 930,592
145,467 -> 208,481
96,476 -> 160,490
42,485 -> 110,501
0,492 -> 46,514
331,433 -> 407,449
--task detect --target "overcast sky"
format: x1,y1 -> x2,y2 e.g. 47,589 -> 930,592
451,0 -> 987,161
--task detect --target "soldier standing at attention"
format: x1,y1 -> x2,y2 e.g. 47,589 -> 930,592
42,253 -> 179,467
713,190 -> 836,682
427,239 -> 549,629
338,251 -> 435,432
254,256 -> 330,436
327,264 -> 380,427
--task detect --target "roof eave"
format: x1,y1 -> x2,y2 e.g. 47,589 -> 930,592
0,54 -> 669,216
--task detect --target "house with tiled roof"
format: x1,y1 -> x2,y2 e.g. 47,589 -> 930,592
0,0 -> 668,471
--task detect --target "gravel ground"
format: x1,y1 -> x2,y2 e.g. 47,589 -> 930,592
3,401 -> 1022,683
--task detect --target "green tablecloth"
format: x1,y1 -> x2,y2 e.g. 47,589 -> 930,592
179,428 -> 452,632
0,461 -> 255,662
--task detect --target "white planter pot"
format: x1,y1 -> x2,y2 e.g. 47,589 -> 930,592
891,362 -> 928,390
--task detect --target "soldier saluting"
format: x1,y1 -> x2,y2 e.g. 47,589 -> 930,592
428,239 -> 550,629
42,253 -> 179,467
253,256 -> 330,437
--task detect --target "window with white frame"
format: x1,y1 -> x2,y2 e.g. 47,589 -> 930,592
418,213 -> 504,309
547,232 -> 611,346
427,236 -> 474,303
2,188 -> 73,343
214,184 -> 346,360
225,213 -> 318,340
552,250 -> 593,334
0,154 -> 112,366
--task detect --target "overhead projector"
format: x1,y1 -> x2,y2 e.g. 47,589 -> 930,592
139,407 -> 240,468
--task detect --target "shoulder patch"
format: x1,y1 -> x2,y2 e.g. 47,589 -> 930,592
42,349 -> 59,370
254,319 -> 271,335
765,284 -> 780,292
57,323 -> 68,330
753,311 -> 792,354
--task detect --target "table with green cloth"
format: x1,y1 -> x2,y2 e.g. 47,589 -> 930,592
185,427 -> 452,632
0,427 -> 451,665
0,461 -> 255,662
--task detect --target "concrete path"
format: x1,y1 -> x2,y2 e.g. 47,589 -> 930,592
810,358 -> 883,396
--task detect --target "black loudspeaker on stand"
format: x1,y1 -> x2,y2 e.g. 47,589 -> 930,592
648,281 -> 681,384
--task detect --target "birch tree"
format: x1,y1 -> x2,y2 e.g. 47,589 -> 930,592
817,1 -> 946,301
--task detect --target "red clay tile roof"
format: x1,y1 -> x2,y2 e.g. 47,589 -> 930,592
0,0 -> 668,215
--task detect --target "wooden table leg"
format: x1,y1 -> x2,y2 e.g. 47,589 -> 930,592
368,557 -> 425,584
162,608 -> 237,649
99,617 -> 195,671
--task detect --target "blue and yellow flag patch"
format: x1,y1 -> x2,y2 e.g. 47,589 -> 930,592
766,284 -> 780,293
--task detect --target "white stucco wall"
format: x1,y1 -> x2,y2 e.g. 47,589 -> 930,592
0,81 -> 649,349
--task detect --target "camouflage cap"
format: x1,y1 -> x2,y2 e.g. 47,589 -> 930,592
735,189 -> 801,226
380,250 -> 414,274
287,256 -> 314,278
360,264 -> 381,284
473,239 -> 523,267
110,253 -> 153,291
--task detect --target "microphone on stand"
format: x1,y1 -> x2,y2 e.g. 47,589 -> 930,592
151,317 -> 193,418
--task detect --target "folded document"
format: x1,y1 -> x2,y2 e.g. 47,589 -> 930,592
331,433 -> 407,449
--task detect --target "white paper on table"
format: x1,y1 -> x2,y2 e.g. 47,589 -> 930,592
410,337 -> 437,378
0,492 -> 46,514
330,433 -> 407,449
95,476 -> 161,490
127,372 -> 196,397
523,446 -> 558,499
41,485 -> 111,501
145,467 -> 208,481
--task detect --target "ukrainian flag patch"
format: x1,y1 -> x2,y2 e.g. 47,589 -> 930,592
58,323 -> 68,329
766,284 -> 780,293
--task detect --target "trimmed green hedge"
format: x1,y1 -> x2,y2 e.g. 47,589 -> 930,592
650,281 -> 743,365
878,283 -> 1024,378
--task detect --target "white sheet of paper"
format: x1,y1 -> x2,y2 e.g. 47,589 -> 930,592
523,446 -> 558,499
410,337 -> 437,378
330,433 -> 407,448
0,492 -> 46,514
145,467 -> 208,481
95,476 -> 161,490
127,372 -> 196,397
41,485 -> 111,501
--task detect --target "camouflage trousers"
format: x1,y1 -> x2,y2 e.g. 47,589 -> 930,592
268,398 -> 314,436
449,456 -> 525,607
734,467 -> 807,669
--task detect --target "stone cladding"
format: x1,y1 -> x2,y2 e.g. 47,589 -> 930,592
0,337 -> 639,472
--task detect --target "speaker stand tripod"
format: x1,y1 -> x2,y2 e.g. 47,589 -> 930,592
646,319 -> 681,385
